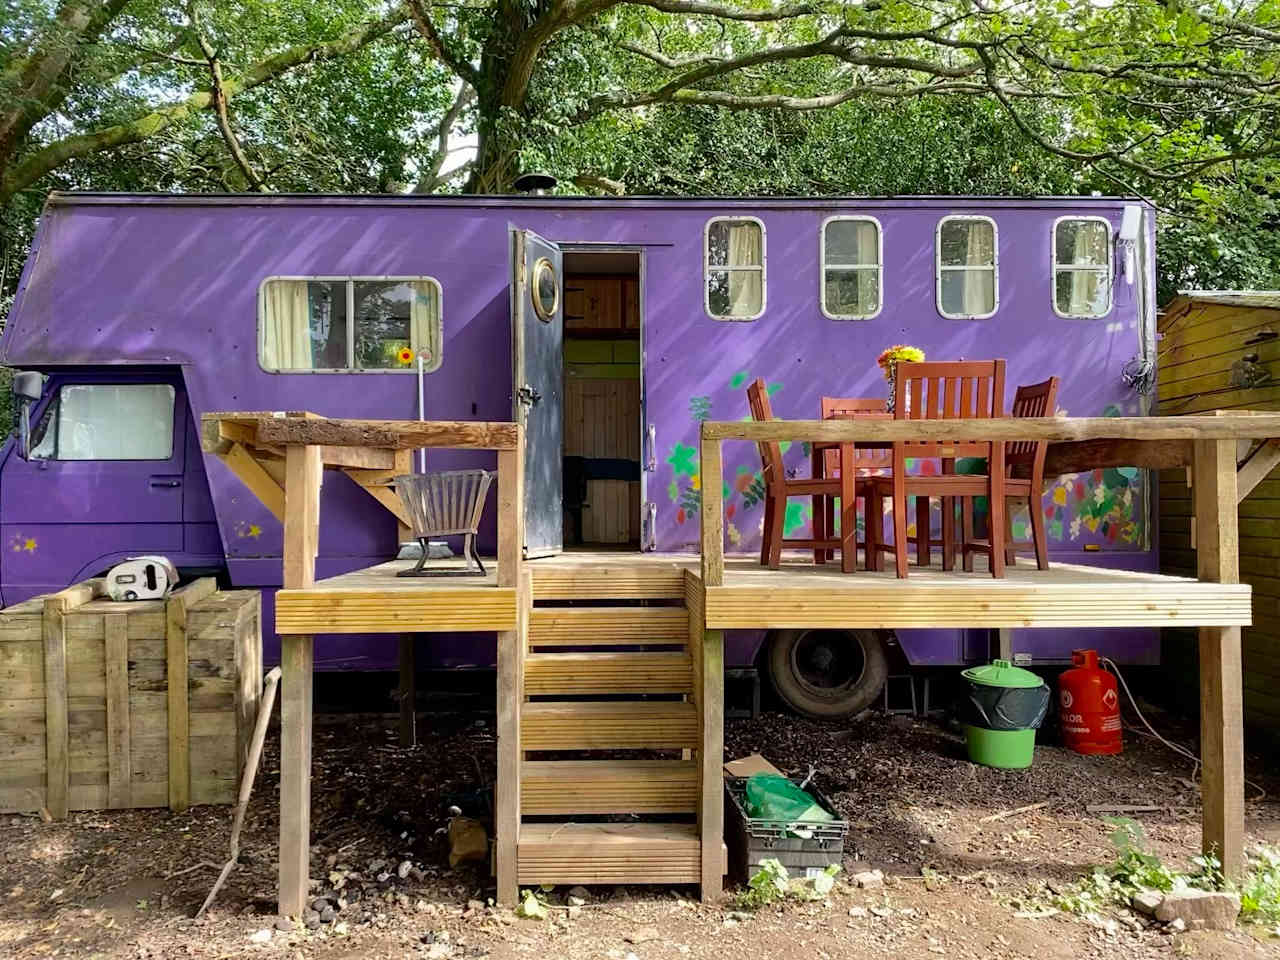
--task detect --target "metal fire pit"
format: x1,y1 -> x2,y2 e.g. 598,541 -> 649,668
394,470 -> 494,576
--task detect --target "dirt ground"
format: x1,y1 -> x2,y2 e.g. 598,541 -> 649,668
3,702 -> 1279,960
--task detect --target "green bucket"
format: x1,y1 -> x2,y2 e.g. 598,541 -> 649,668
962,725 -> 1037,769
960,659 -> 1048,770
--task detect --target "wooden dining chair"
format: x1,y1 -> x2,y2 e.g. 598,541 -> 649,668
746,379 -> 843,569
1000,376 -> 1060,570
813,396 -> 889,564
867,360 -> 1008,579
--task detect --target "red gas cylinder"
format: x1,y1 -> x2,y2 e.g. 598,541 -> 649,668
1058,649 -> 1122,755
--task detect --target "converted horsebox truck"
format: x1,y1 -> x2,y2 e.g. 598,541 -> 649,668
0,191 -> 1159,718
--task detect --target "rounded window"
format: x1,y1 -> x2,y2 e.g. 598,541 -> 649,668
532,258 -> 559,322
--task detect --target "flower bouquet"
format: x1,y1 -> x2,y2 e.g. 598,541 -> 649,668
876,345 -> 925,412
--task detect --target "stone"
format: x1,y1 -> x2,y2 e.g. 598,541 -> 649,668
398,860 -> 413,880
274,916 -> 294,932
249,929 -> 272,943
319,905 -> 336,924
1153,890 -> 1240,931
625,926 -> 661,944
1131,890 -> 1163,916
566,894 -> 586,907
848,906 -> 868,918
466,899 -> 485,913
568,886 -> 590,902
870,907 -> 894,918
1168,918 -> 1186,933
567,906 -> 582,920
425,944 -> 453,959
302,909 -> 321,930
852,869 -> 884,889
311,897 -> 331,913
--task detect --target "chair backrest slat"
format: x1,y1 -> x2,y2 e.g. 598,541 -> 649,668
821,395 -> 891,470
1008,376 -> 1060,468
747,378 -> 785,492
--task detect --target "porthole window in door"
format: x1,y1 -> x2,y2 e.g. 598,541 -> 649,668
532,257 -> 559,322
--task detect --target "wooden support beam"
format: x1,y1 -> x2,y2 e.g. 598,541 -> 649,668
495,570 -> 531,905
280,444 -> 322,918
1044,438 -> 1193,475
254,417 -> 521,451
1193,438 -> 1244,879
700,436 -> 724,588
497,435 -> 524,586
317,445 -> 395,470
42,595 -> 69,820
219,442 -> 285,523
398,635 -> 417,748
164,578 -> 216,814
1235,438 -> 1280,503
343,468 -> 412,527
104,613 -> 131,809
700,624 -> 724,902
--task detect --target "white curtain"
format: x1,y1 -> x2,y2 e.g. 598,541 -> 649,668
261,280 -> 313,370
727,223 -> 762,316
37,384 -> 175,460
1067,222 -> 1108,316
410,280 -> 440,370
963,221 -> 994,315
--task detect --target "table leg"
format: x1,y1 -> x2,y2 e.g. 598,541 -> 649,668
279,633 -> 314,917
840,443 -> 856,573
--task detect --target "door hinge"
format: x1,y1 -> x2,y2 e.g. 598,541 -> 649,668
643,501 -> 657,551
516,383 -> 542,407
646,423 -> 657,471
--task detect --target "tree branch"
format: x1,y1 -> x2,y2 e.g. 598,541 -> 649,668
406,0 -> 479,84
572,172 -> 626,194
1,8 -> 409,202
414,83 -> 475,192
189,3 -> 266,191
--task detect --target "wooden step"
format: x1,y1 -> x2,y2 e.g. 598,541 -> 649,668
521,701 -> 697,750
524,652 -> 692,695
529,606 -> 688,647
521,759 -> 698,814
518,821 -> 701,885
531,564 -> 688,601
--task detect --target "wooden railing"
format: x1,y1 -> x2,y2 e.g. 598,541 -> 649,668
698,411 -> 1280,880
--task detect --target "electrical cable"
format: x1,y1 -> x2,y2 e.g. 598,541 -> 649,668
1100,656 -> 1266,802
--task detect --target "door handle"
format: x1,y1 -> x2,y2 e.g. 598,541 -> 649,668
149,477 -> 182,488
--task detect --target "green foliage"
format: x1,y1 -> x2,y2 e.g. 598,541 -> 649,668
731,859 -> 840,911
1240,847 -> 1280,925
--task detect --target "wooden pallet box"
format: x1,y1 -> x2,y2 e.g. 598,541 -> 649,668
0,578 -> 261,817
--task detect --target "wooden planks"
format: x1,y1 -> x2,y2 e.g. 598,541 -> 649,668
203,414 -> 521,452
686,569 -> 723,901
528,606 -> 688,646
520,701 -> 697,750
495,570 -> 530,906
700,436 -> 724,587
275,588 -> 518,634
219,442 -> 286,522
524,652 -> 692,695
165,578 -> 217,814
531,564 -> 687,600
518,822 -> 701,885
1194,438 -> 1245,879
104,613 -> 130,809
521,759 -> 697,814
42,594 -> 70,819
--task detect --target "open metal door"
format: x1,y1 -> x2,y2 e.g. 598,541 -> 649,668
510,228 -> 564,558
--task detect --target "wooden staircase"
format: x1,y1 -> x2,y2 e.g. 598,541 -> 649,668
497,562 -> 722,899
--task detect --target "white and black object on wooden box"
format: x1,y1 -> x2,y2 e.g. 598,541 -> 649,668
106,555 -> 179,600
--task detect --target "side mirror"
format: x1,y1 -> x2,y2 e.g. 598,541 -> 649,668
12,371 -> 44,460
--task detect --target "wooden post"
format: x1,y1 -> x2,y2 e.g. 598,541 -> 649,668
1193,438 -> 1244,878
42,595 -> 69,820
495,569 -> 531,905
105,613 -> 132,809
398,634 -> 417,748
700,624 -> 724,902
280,443 -> 321,917
700,435 -> 724,587
497,429 -> 524,587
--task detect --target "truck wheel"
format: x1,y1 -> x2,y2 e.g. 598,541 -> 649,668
765,628 -> 889,720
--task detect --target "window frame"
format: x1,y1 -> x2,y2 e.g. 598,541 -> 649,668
934,214 -> 999,321
703,216 -> 767,322
257,274 -> 444,374
30,382 -> 177,462
819,214 -> 884,321
1051,215 -> 1114,320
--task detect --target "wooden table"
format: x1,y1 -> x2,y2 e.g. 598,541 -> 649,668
810,411 -> 892,574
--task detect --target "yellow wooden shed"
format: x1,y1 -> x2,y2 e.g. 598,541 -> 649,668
1159,291 -> 1280,736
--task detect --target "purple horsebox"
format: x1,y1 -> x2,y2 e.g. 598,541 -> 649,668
0,192 -> 1160,712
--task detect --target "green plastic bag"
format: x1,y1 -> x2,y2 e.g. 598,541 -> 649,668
743,773 -> 834,825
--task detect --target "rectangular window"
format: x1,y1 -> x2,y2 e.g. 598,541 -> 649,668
822,216 -> 882,319
31,384 -> 175,461
936,216 -> 997,319
260,276 -> 442,372
1054,217 -> 1112,318
705,217 -> 765,320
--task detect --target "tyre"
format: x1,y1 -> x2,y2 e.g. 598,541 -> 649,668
765,628 -> 890,720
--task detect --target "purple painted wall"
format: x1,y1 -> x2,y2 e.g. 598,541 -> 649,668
0,193 -> 1159,669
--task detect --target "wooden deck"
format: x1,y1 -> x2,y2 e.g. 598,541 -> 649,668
275,551 -> 1250,634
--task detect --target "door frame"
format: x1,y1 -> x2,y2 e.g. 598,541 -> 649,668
558,243 -> 649,551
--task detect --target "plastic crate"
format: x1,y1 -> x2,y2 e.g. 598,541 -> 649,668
724,776 -> 847,883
